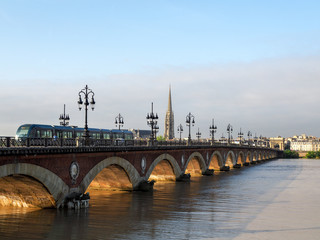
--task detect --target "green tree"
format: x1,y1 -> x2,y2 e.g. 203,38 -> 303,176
306,151 -> 316,159
156,135 -> 166,141
283,150 -> 299,158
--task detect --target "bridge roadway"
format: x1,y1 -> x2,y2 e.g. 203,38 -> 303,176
0,141 -> 281,209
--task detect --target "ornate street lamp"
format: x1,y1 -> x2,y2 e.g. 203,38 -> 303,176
254,133 -> 258,146
247,131 -> 252,146
186,112 -> 195,145
177,124 -> 183,142
59,104 -> 70,126
146,102 -> 159,145
209,118 -> 217,145
78,85 -> 95,145
115,113 -> 124,130
238,128 -> 244,145
196,128 -> 201,142
227,124 -> 233,144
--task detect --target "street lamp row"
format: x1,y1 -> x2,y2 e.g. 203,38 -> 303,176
73,85 -> 264,147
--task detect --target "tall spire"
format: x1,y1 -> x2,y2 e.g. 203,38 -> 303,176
164,85 -> 175,140
167,84 -> 172,112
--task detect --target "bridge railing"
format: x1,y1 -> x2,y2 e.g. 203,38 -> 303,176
0,136 -> 272,149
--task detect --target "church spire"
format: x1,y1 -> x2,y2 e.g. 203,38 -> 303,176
164,85 -> 175,140
167,84 -> 172,112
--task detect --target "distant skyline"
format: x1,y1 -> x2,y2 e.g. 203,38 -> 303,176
1,0 -> 320,138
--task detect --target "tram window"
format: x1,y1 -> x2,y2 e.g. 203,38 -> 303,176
76,132 -> 82,138
63,131 -> 72,138
90,133 -> 98,139
41,130 -> 53,138
36,130 -> 41,138
125,134 -> 133,140
103,133 -> 111,139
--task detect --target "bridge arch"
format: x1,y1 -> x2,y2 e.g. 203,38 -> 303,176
245,152 -> 252,163
0,163 -> 68,208
209,151 -> 224,170
252,151 -> 258,162
225,151 -> 236,168
146,153 -> 182,182
184,152 -> 207,176
236,151 -> 245,165
80,157 -> 141,193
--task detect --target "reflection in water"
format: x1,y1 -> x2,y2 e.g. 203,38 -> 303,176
0,159 -> 319,240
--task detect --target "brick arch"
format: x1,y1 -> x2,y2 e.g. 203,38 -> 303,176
209,151 -> 224,170
246,151 -> 252,163
184,152 -> 207,174
252,151 -> 258,162
79,157 -> 141,193
225,150 -> 236,167
237,151 -> 245,164
0,163 -> 68,208
145,153 -> 182,180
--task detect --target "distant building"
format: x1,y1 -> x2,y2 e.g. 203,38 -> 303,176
289,134 -> 320,152
269,137 -> 285,150
164,85 -> 175,140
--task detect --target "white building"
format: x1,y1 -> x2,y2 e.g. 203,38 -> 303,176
289,134 -> 320,152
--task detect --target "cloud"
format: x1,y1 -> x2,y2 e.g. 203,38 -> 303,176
1,55 -> 320,138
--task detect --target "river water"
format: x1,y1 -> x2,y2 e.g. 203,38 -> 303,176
0,159 -> 320,240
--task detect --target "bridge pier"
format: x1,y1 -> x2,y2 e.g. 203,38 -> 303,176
202,169 -> 214,176
176,173 -> 191,182
220,166 -> 230,171
61,192 -> 90,209
233,164 -> 242,169
243,162 -> 250,166
135,180 -> 155,192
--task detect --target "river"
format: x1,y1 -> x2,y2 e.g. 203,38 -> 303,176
0,159 -> 319,239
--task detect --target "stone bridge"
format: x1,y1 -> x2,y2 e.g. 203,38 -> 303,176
0,145 -> 281,208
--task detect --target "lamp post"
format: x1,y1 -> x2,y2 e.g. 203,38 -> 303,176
146,102 -> 159,145
177,124 -> 183,142
238,128 -> 244,145
247,131 -> 252,146
209,118 -> 217,145
254,133 -> 258,146
59,104 -> 70,126
115,113 -> 124,130
78,85 -> 95,145
186,112 -> 195,145
196,128 -> 201,142
227,124 -> 233,144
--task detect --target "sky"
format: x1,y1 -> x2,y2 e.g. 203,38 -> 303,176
1,0 -> 320,139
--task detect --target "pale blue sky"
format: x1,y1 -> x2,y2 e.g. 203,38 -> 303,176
1,0 -> 320,138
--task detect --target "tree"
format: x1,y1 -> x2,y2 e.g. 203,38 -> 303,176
157,135 -> 166,141
306,151 -> 316,159
283,150 -> 299,158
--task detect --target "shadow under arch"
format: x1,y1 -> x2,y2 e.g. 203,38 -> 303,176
225,150 -> 236,168
209,151 -> 224,170
184,152 -> 207,176
0,163 -> 68,208
145,153 -> 182,182
237,151 -> 245,165
79,157 -> 141,193
246,152 -> 252,163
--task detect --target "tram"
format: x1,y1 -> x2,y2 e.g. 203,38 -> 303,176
15,124 -> 134,146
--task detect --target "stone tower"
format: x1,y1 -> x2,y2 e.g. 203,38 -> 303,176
164,86 -> 175,140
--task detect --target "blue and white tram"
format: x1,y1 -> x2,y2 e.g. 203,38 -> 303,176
15,124 -> 134,146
